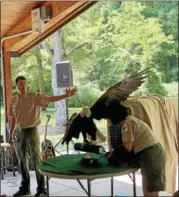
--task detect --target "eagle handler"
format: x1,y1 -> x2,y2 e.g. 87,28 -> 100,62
107,103 -> 166,197
8,76 -> 77,197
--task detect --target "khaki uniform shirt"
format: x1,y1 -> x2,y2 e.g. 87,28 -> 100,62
121,115 -> 159,154
9,92 -> 47,129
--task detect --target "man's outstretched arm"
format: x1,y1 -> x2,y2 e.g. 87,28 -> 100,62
36,88 -> 77,106
46,88 -> 77,102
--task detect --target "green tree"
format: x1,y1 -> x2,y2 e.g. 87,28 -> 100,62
143,2 -> 178,83
82,2 -> 171,94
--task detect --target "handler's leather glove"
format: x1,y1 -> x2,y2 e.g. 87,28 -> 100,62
107,144 -> 135,166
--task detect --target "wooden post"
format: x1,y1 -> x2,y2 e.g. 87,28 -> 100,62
3,50 -> 13,140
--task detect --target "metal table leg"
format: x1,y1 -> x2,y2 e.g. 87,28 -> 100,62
133,172 -> 136,197
128,172 -> 137,197
46,176 -> 49,197
77,180 -> 89,196
111,177 -> 113,197
87,179 -> 91,197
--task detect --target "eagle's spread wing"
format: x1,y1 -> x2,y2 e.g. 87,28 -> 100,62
106,69 -> 149,102
90,69 -> 149,119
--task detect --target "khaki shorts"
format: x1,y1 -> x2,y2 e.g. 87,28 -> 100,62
136,143 -> 166,192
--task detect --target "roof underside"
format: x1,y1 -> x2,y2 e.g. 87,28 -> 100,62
1,1 -> 96,57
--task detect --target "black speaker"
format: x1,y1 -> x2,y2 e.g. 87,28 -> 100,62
56,61 -> 73,88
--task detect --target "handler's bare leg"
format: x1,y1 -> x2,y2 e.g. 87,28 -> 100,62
142,177 -> 159,197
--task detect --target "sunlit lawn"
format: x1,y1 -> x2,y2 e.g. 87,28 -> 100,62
1,106 -> 108,153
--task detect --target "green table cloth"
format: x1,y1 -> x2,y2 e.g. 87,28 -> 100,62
40,154 -> 137,176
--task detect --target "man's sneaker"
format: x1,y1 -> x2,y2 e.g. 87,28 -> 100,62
33,189 -> 47,197
13,190 -> 31,197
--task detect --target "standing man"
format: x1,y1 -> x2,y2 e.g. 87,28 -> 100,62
8,76 -> 77,197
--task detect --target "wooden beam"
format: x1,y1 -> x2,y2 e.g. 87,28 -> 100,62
3,50 -> 13,125
10,51 -> 21,57
4,34 -> 30,55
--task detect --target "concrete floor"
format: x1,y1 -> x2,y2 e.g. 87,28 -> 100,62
1,169 -> 173,196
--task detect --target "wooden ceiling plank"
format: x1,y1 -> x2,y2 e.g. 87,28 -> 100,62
10,1 -> 96,55
2,2 -> 49,46
2,13 -> 32,39
1,1 -> 46,38
2,1 -> 69,48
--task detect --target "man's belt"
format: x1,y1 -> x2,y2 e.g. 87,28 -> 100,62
17,126 -> 37,131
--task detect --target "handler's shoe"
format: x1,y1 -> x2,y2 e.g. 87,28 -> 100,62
33,189 -> 47,197
13,189 -> 31,197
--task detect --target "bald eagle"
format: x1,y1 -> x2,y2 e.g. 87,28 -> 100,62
62,69 -> 149,145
